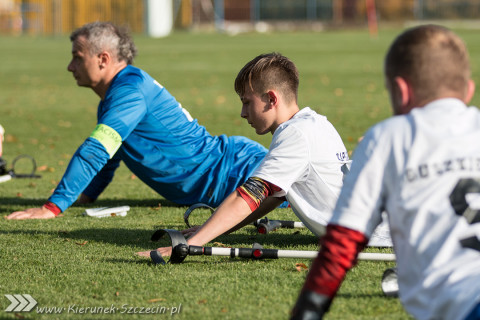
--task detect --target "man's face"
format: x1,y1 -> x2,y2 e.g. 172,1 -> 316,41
67,36 -> 101,88
240,87 -> 274,135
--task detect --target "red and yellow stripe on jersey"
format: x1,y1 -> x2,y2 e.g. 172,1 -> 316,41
236,177 -> 282,211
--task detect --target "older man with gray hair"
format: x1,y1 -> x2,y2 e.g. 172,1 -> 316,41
7,21 -> 268,220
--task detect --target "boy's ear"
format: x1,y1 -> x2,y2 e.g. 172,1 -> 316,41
266,90 -> 278,106
394,77 -> 411,107
392,76 -> 415,114
464,79 -> 475,104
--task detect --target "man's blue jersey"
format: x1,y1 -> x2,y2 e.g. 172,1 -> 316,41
48,66 -> 267,211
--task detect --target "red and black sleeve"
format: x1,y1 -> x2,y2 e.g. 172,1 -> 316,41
236,177 -> 282,212
302,224 -> 369,298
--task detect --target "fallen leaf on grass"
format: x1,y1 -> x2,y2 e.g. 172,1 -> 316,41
197,299 -> 207,304
115,292 -> 120,296
213,242 -> 228,247
150,203 -> 162,211
14,313 -> 25,319
5,134 -> 18,143
36,165 -> 54,172
148,298 -> 166,303
57,120 -> 72,128
16,193 -> 22,197
76,241 -> 88,246
37,165 -> 48,172
295,263 -> 309,272
216,95 -> 226,105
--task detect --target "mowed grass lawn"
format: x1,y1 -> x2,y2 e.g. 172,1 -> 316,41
1,26 -> 479,319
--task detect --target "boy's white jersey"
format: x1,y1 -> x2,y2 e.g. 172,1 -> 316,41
331,98 -> 480,320
252,107 -> 391,246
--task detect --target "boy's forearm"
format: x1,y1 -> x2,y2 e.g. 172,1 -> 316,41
224,196 -> 284,234
187,191 -> 252,246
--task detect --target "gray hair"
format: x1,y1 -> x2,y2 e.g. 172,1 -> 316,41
70,21 -> 137,65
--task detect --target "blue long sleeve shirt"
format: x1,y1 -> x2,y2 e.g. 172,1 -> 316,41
48,66 -> 267,211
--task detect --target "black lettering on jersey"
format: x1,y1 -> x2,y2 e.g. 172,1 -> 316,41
460,236 -> 480,251
449,178 -> 480,251
444,159 -> 453,172
336,152 -> 349,162
456,158 -> 467,170
405,157 -> 480,183
419,164 -> 429,178
406,168 -> 416,182
433,163 -> 445,175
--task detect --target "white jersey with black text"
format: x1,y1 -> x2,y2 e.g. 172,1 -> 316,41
253,107 -> 392,246
331,98 -> 480,320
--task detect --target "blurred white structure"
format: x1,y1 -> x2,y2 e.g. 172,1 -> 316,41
146,0 -> 173,38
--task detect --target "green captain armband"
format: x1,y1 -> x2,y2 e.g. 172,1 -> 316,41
89,124 -> 122,158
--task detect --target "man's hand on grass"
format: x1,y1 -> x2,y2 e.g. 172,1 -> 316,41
6,207 -> 56,220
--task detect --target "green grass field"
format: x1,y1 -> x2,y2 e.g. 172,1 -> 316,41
1,26 -> 479,319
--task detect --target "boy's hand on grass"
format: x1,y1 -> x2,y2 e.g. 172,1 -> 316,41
136,247 -> 172,258
6,207 -> 56,220
136,227 -> 200,259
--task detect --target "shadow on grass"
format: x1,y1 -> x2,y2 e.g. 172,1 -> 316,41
81,198 -> 180,208
215,232 -> 318,248
0,197 -> 184,214
0,225 -> 319,267
0,227 -> 153,246
0,225 -> 317,250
